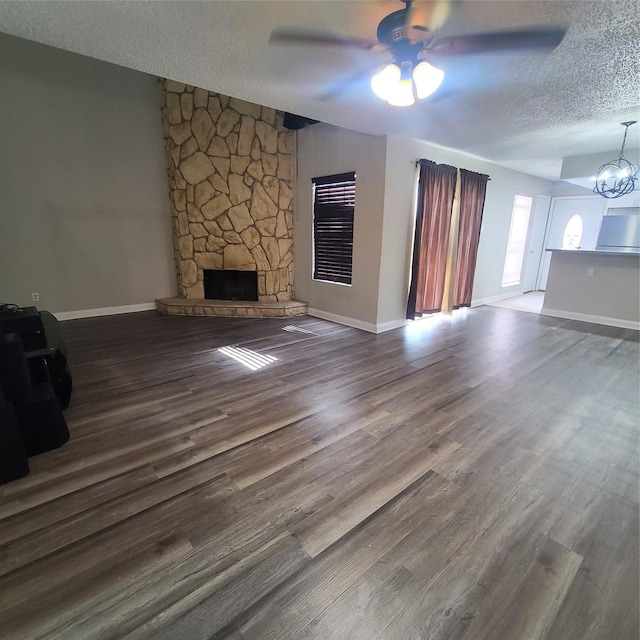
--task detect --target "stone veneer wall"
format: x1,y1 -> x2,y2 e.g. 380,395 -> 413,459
160,79 -> 294,301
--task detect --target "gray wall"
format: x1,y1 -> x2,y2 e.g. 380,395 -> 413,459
380,136 -> 553,324
295,124 -> 387,327
0,34 -> 175,313
295,125 -> 555,330
542,251 -> 640,326
561,148 -> 640,180
550,181 -> 594,197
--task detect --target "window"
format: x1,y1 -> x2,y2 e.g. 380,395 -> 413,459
312,172 -> 356,285
562,214 -> 583,249
501,195 -> 533,287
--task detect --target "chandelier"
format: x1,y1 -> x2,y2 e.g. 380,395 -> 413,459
593,121 -> 639,199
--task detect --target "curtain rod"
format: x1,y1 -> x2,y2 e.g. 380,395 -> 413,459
414,160 -> 491,180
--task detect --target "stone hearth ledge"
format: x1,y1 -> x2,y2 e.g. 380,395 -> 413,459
156,297 -> 307,318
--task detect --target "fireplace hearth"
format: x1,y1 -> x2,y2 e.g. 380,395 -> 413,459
203,270 -> 258,302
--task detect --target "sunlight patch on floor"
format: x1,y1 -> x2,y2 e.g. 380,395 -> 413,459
218,346 -> 278,371
487,292 -> 544,314
282,325 -> 318,335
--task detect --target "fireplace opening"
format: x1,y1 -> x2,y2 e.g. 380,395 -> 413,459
203,270 -> 259,301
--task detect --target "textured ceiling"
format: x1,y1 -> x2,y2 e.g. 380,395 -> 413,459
0,0 -> 638,180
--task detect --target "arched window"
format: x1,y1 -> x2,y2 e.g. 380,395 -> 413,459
562,214 -> 583,249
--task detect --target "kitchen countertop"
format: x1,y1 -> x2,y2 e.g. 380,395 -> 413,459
546,249 -> 640,256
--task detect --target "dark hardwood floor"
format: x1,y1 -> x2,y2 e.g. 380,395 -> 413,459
0,307 -> 638,639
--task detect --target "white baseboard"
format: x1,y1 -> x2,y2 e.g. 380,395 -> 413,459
308,308 -> 377,333
376,318 -> 410,333
307,308 -> 408,334
541,307 -> 640,331
53,303 -> 157,321
471,289 -> 524,307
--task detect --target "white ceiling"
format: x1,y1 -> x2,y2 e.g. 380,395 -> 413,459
0,0 -> 638,180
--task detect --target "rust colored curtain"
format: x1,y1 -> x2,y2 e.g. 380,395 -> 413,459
406,160 -> 458,318
453,169 -> 489,308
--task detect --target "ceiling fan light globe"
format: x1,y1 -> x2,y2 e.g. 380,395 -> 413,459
387,78 -> 415,107
413,61 -> 445,99
371,63 -> 401,101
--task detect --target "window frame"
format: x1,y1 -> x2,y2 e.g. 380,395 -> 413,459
501,194 -> 534,287
312,171 -> 356,286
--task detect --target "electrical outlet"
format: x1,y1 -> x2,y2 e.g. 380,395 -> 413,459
587,268 -> 594,277
32,292 -> 39,302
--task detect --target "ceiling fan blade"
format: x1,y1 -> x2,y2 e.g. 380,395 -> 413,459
403,1 -> 424,44
423,87 -> 457,103
270,28 -> 380,51
410,0 -> 460,35
427,27 -> 567,56
317,63 -> 387,101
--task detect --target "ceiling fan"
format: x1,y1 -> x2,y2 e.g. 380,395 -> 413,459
270,0 -> 566,107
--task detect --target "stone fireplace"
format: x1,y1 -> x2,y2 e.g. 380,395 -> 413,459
155,79 -> 306,318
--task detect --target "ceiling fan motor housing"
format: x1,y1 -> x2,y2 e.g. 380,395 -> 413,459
377,9 -> 430,64
377,9 -> 410,43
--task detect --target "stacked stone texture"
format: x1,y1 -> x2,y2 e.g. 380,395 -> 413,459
160,79 -> 294,301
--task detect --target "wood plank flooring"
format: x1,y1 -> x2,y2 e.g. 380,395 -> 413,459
0,307 -> 638,639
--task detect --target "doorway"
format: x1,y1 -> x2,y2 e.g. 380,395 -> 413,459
536,197 -> 606,290
521,195 -> 551,293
